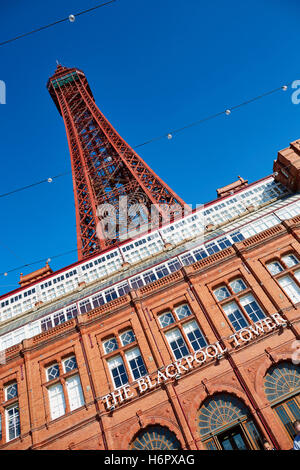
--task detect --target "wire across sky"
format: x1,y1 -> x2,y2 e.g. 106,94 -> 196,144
0,81 -> 292,201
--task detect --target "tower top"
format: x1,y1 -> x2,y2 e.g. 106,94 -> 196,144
47,64 -> 186,259
47,65 -> 94,115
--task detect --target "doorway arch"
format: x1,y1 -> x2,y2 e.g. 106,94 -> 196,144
197,393 -> 263,450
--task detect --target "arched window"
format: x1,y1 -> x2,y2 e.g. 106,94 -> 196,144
130,426 -> 181,450
197,393 -> 263,450
264,362 -> 300,441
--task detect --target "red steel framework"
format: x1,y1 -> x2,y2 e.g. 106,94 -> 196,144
47,65 -> 186,260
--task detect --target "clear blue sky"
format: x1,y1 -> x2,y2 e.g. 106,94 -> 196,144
0,0 -> 300,295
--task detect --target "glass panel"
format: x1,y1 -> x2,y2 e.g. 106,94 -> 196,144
198,393 -> 249,436
205,438 -> 218,450
278,276 -> 300,303
103,337 -> 118,354
282,254 -> 299,268
214,286 -> 230,301
244,420 -> 264,449
222,302 -> 249,331
48,383 -> 66,420
232,433 -> 247,450
5,383 -> 18,401
267,262 -> 284,275
275,404 -> 296,439
6,404 -> 20,441
239,294 -> 265,322
165,328 -> 189,360
47,364 -> 60,381
183,320 -> 207,351
125,347 -> 147,380
264,362 -> 300,402
158,312 -> 175,328
120,330 -> 135,346
63,356 -> 77,373
174,304 -> 192,320
229,279 -> 247,294
221,438 -> 233,450
107,355 -> 128,389
65,374 -> 84,411
131,426 -> 181,450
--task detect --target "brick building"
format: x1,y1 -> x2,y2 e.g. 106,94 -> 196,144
0,136 -> 300,449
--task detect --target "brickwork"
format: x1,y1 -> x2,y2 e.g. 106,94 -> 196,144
0,215 -> 299,450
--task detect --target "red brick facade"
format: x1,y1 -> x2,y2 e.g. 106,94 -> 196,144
0,214 -> 300,450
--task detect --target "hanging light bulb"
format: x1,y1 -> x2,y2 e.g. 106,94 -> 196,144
282,85 -> 288,91
225,109 -> 231,115
47,258 -> 51,263
69,14 -> 76,23
4,272 -> 7,277
167,133 -> 173,140
47,177 -> 53,183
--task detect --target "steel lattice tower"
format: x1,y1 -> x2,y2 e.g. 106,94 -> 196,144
47,65 -> 186,260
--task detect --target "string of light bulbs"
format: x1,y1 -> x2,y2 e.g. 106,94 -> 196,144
0,81 -> 292,201
0,0 -> 119,47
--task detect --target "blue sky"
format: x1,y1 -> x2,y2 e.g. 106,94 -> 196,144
0,0 -> 300,294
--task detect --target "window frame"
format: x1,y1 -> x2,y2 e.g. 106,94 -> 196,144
44,354 -> 84,422
212,277 -> 266,332
266,252 -> 300,306
156,303 -> 207,360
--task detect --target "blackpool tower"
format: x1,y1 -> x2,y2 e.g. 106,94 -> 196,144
47,65 -> 186,260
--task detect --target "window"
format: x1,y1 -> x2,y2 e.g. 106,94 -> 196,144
156,265 -> 169,279
229,279 -> 247,294
103,337 -> 118,354
125,347 -> 147,380
104,288 -> 118,303
174,304 -> 192,320
53,311 -> 66,326
222,302 -> 249,331
107,356 -> 128,389
46,355 -> 83,420
267,261 -> 284,275
282,254 -> 299,268
65,375 -> 84,411
264,362 -> 300,441
41,316 -> 53,332
130,276 -> 144,290
266,253 -> 300,304
214,286 -> 231,301
143,271 -> 156,284
214,278 -> 267,330
168,259 -> 181,272
6,404 -> 20,441
239,294 -> 265,323
66,305 -> 78,320
165,328 -> 189,360
79,299 -> 92,314
48,383 -> 66,420
92,293 -> 105,309
120,330 -> 135,346
183,321 -> 207,351
131,426 -> 181,450
158,312 -> 175,328
63,356 -> 77,373
278,276 -> 300,304
5,383 -> 18,401
47,364 -> 60,381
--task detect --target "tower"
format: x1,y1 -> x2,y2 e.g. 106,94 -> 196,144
47,65 -> 186,260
